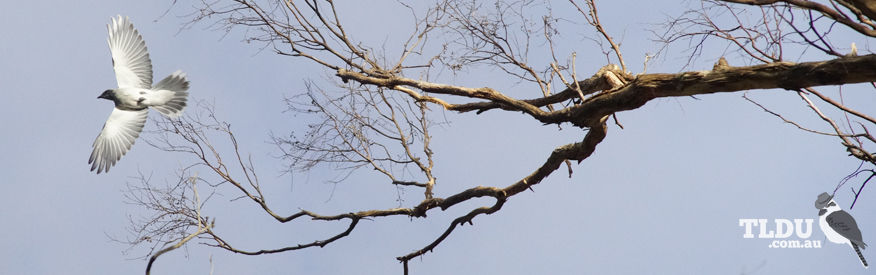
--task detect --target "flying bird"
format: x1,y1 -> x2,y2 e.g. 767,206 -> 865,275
89,15 -> 190,174
815,192 -> 868,268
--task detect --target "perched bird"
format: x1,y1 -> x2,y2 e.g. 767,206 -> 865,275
815,192 -> 868,268
89,15 -> 190,174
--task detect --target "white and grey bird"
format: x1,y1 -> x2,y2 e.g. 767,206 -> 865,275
89,15 -> 189,174
815,192 -> 868,268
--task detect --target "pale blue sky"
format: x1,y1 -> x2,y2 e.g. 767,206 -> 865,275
1,1 -> 874,274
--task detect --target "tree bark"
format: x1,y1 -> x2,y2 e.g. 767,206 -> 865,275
562,54 -> 876,126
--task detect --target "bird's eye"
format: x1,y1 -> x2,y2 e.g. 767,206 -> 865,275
828,202 -> 836,207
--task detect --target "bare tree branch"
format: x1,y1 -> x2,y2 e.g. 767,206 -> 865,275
145,177 -> 211,275
123,1 -> 876,273
569,0 -> 628,72
721,0 -> 876,37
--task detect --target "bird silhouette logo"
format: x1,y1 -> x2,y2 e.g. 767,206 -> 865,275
815,192 -> 868,268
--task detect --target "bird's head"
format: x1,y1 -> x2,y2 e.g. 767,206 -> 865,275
815,192 -> 833,209
98,89 -> 115,100
815,192 -> 842,211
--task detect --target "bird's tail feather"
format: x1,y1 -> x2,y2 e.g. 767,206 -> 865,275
151,70 -> 189,118
853,243 -> 869,268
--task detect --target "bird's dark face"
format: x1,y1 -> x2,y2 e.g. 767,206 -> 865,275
98,89 -> 115,100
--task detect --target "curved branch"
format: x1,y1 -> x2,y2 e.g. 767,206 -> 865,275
146,225 -> 210,275
208,216 -> 360,255
721,0 -> 876,37
399,116 -> 609,262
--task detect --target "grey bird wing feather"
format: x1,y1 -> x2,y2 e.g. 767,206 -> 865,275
89,108 -> 149,174
108,15 -> 152,89
827,210 -> 868,248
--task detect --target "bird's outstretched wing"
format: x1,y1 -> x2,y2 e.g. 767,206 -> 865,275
108,15 -> 152,89
827,210 -> 867,248
89,108 -> 149,174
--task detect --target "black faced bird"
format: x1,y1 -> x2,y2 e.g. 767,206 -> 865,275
89,15 -> 189,174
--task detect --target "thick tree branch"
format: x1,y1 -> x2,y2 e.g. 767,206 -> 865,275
560,54 -> 876,126
340,55 -> 876,128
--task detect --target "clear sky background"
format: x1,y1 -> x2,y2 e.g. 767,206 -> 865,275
1,0 -> 875,274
